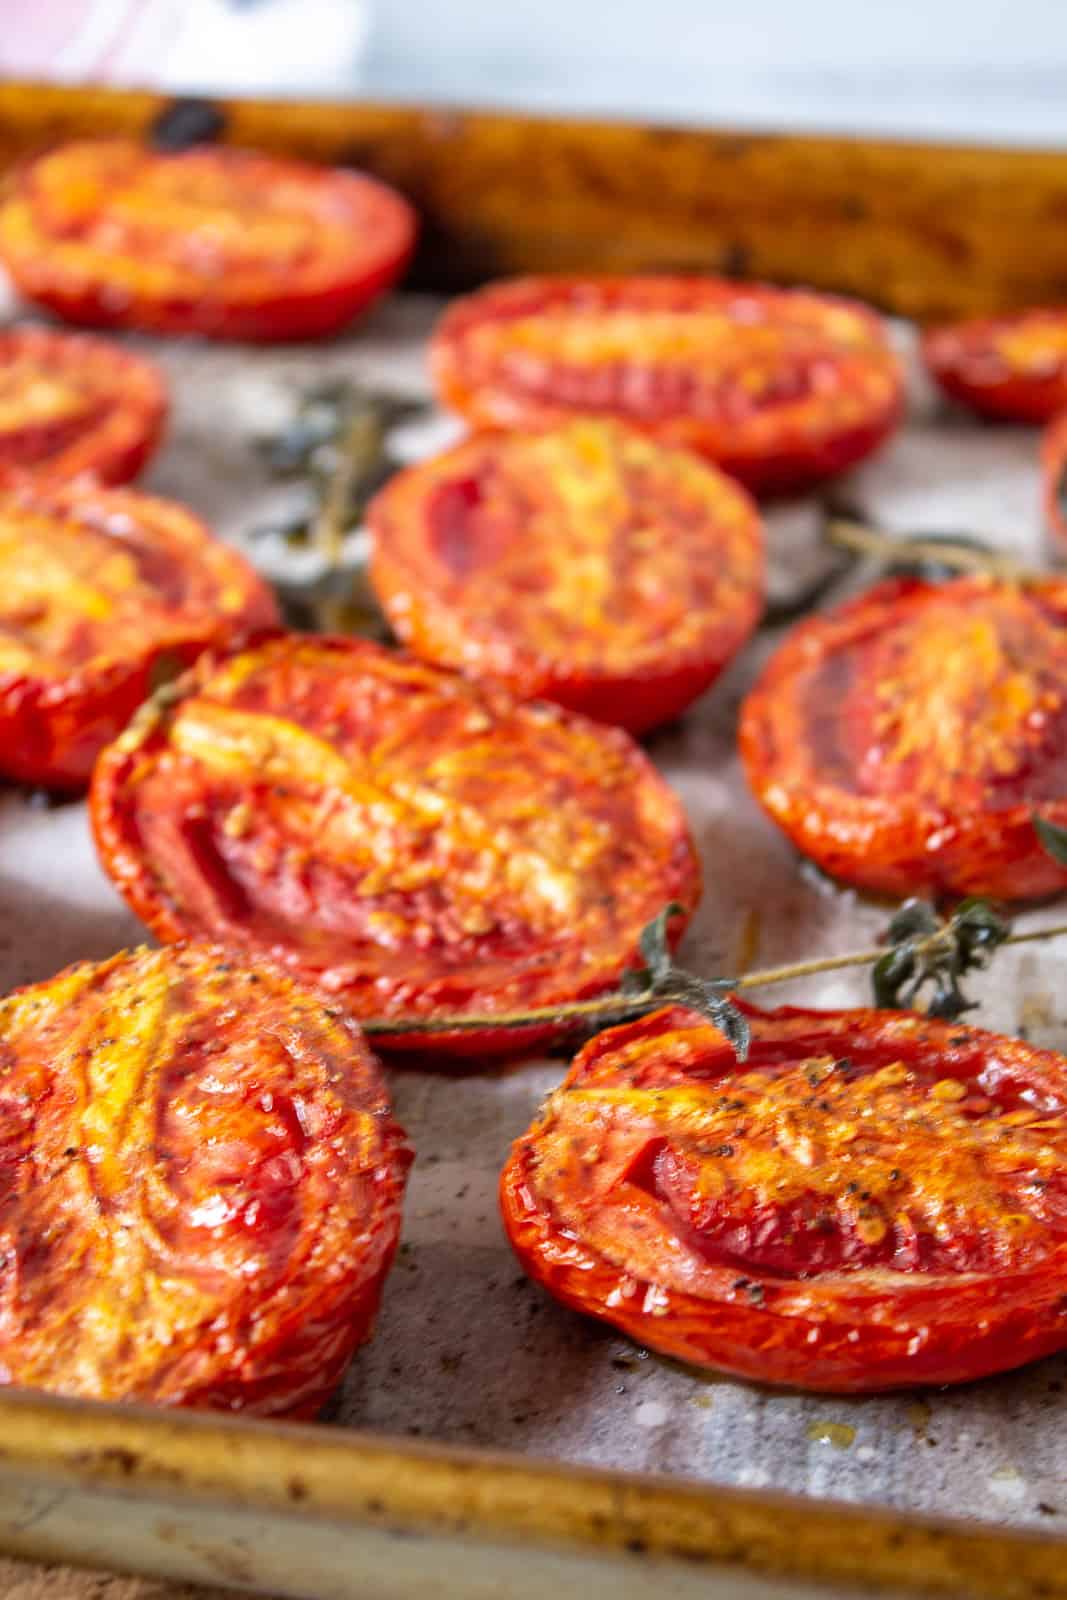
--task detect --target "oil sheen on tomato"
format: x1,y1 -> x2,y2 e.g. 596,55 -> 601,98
431,276 -> 903,493
923,311 -> 1067,422
0,480 -> 279,789
0,944 -> 410,1415
501,1001 -> 1067,1392
740,574 -> 1067,899
368,418 -> 765,733
0,141 -> 416,341
90,636 -> 700,1056
0,326 -> 166,486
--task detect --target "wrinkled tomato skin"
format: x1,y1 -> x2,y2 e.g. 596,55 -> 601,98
923,313 -> 1067,423
1042,413 -> 1067,548
501,1001 -> 1067,1393
89,635 -> 700,1060
0,327 -> 166,487
368,419 -> 765,734
0,142 -> 416,342
0,481 -> 280,790
430,276 -> 903,494
740,574 -> 1067,900
0,943 -> 410,1415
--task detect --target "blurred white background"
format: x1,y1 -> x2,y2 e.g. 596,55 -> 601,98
2,0 -> 1066,145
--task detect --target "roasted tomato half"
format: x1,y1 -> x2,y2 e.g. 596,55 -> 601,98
0,943 -> 410,1415
0,480 -> 279,790
368,418 -> 765,734
90,636 -> 700,1057
1043,412 -> 1067,547
923,311 -> 1067,422
0,141 -> 416,342
0,326 -> 166,486
430,276 -> 904,494
501,1000 -> 1067,1392
739,574 -> 1067,900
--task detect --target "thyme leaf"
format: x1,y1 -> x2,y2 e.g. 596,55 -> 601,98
1034,815 -> 1067,869
871,897 -> 1011,1020
620,902 -> 749,1059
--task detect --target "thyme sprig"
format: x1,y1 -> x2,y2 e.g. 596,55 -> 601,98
824,511 -> 1033,584
870,898 -> 1011,1021
1034,816 -> 1067,869
361,894 -> 1067,1057
252,382 -> 431,634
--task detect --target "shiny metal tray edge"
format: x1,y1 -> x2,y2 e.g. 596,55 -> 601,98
0,1386 -> 1063,1600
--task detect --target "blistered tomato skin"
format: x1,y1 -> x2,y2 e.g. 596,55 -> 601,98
0,943 -> 410,1415
923,313 -> 1067,423
501,1002 -> 1067,1392
0,141 -> 416,342
430,276 -> 904,494
739,575 -> 1067,900
1043,413 -> 1067,548
368,419 -> 765,734
90,636 -> 701,1058
0,480 -> 280,790
0,327 -> 166,487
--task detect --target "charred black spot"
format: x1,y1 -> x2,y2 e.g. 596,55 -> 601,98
150,97 -> 227,153
719,241 -> 751,278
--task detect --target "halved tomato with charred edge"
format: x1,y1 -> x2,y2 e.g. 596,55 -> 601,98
0,326 -> 167,486
0,479 -> 279,790
368,418 -> 765,734
740,573 -> 1067,900
431,276 -> 903,494
0,942 -> 410,1415
501,1000 -> 1067,1392
0,141 -> 416,342
89,635 -> 700,1059
923,311 -> 1067,423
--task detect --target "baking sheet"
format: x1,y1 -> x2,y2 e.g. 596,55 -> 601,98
2,289 -> 1065,1538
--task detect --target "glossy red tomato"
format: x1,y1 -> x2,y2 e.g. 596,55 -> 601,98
0,480 -> 280,790
740,574 -> 1067,900
0,326 -> 166,486
0,141 -> 416,341
368,418 -> 765,734
90,635 -> 700,1058
501,1000 -> 1067,1392
1043,412 -> 1067,547
923,311 -> 1067,422
431,276 -> 904,494
0,943 -> 410,1415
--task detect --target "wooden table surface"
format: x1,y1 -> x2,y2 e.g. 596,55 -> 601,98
0,1559 -> 247,1600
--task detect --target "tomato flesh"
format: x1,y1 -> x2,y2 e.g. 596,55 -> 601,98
0,141 -> 417,341
501,1001 -> 1067,1392
740,574 -> 1067,899
0,326 -> 166,486
431,277 -> 903,493
90,636 -> 700,1057
0,480 -> 280,789
0,943 -> 410,1415
923,312 -> 1067,422
368,418 -> 765,733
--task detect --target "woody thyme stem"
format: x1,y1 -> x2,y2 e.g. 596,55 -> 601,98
360,920 -> 1067,1038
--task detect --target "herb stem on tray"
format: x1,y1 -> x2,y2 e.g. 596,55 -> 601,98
361,892 -> 1067,1059
825,514 -> 1033,583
